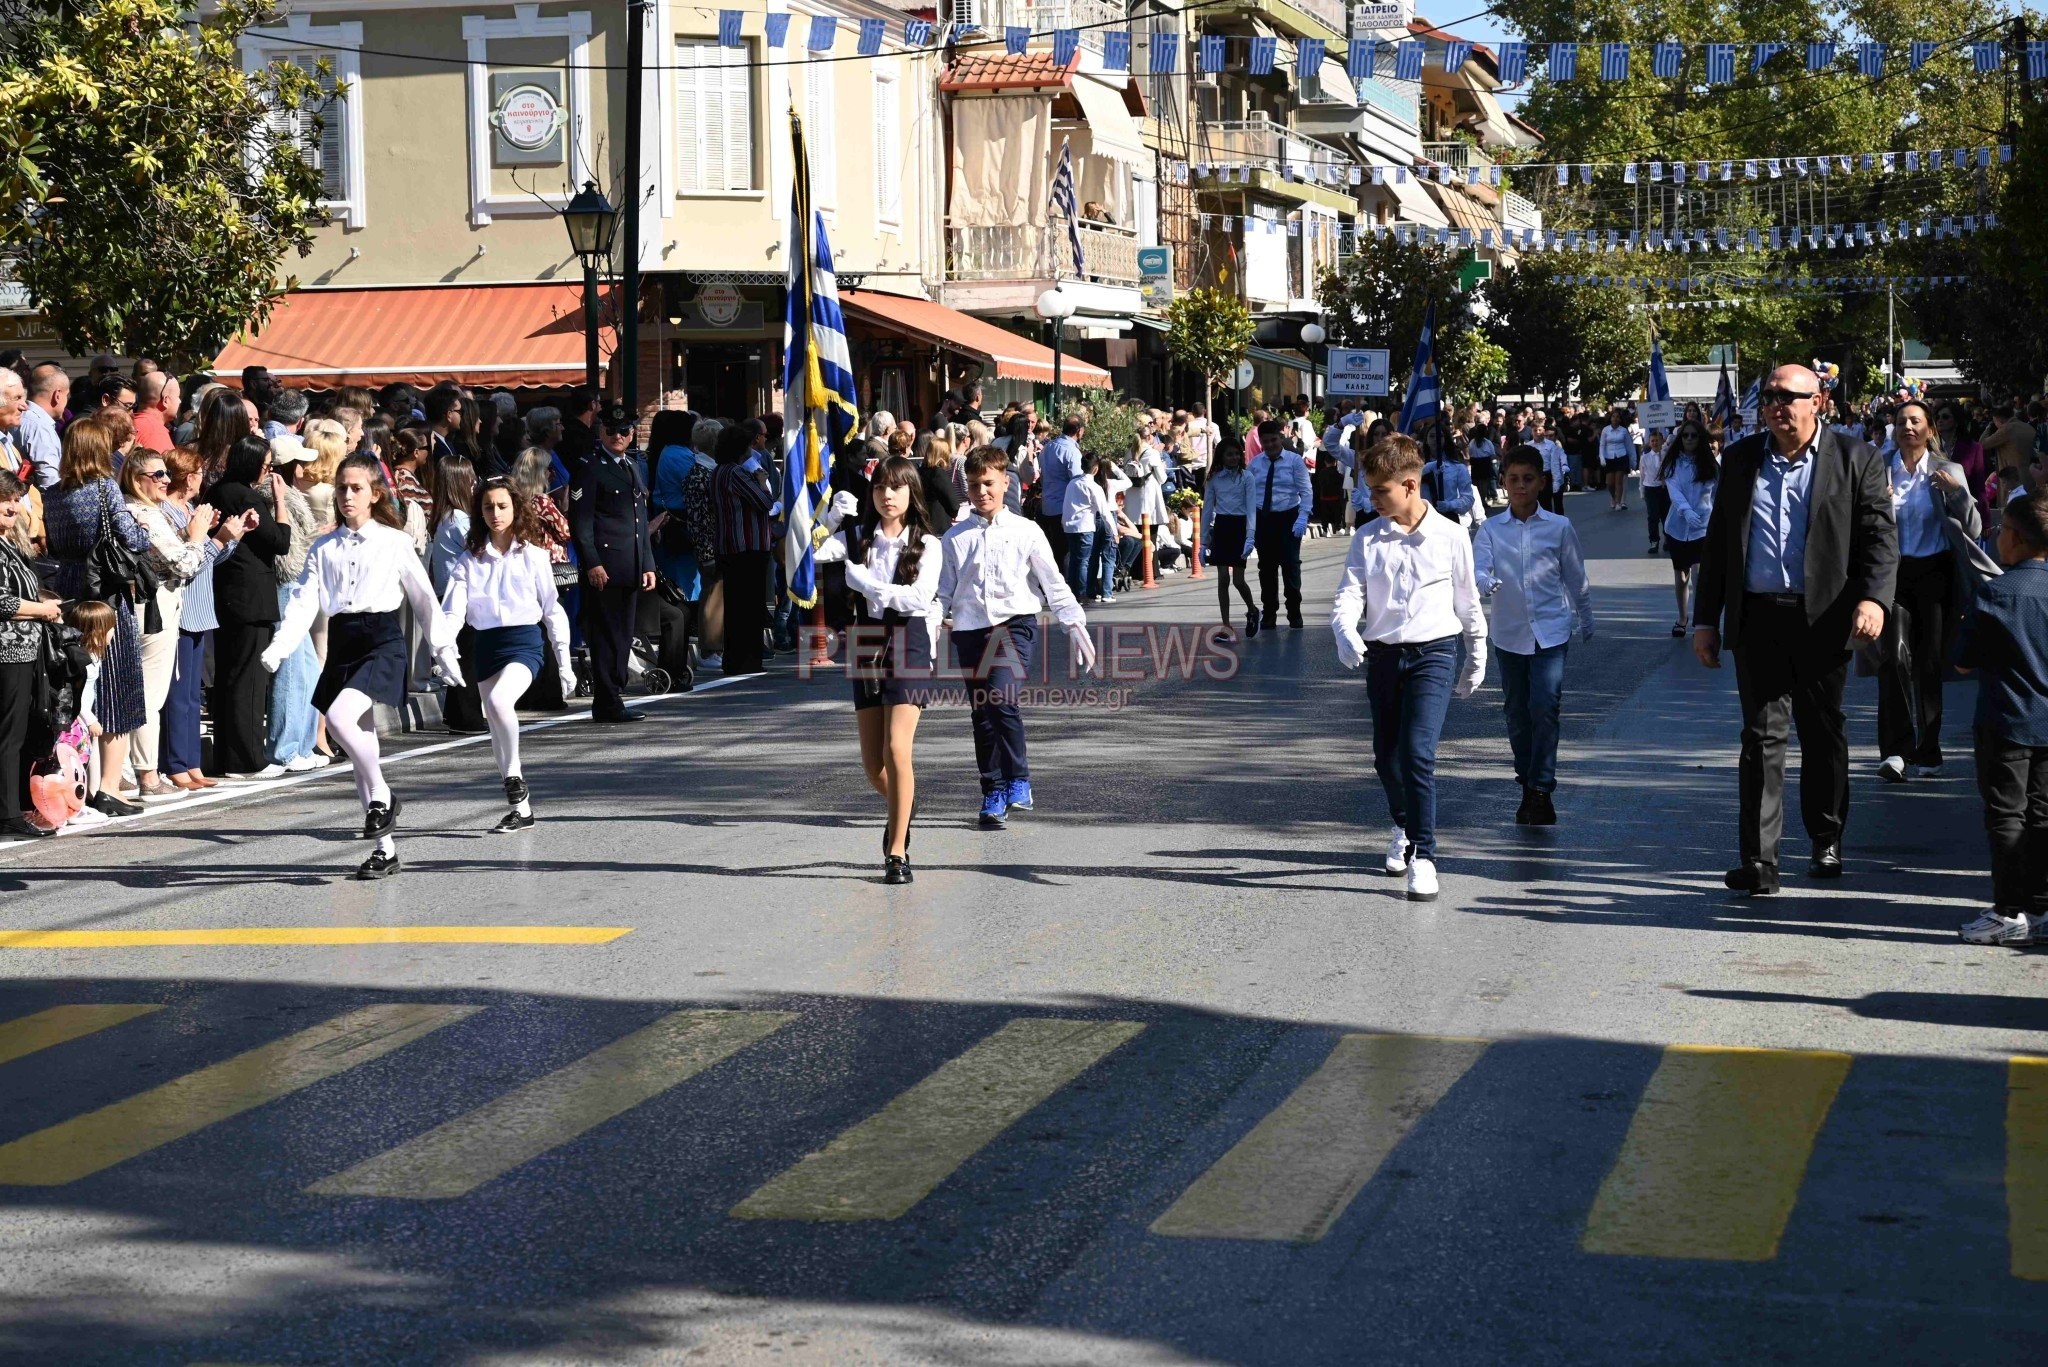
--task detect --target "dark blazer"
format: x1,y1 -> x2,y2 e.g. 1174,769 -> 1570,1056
569,451 -> 654,581
1693,428 -> 1898,650
208,480 -> 292,626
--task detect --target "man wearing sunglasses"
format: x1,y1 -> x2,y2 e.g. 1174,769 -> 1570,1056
1693,364 -> 1898,896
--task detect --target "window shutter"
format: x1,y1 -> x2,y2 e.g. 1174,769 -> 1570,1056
873,74 -> 900,225
676,42 -> 706,191
677,41 -> 751,193
806,62 -> 835,204
721,48 -> 752,191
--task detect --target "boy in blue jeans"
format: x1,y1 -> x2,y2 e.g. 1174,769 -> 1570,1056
1473,445 -> 1594,825
1332,434 -> 1488,901
1956,491 -> 2048,947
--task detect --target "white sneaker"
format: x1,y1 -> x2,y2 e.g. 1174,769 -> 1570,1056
1407,857 -> 1440,902
224,764 -> 287,782
64,805 -> 110,829
1961,910 -> 2027,944
283,754 -> 321,773
699,653 -> 723,671
1997,913 -> 2039,948
1878,755 -> 1907,783
1382,824 -> 1411,876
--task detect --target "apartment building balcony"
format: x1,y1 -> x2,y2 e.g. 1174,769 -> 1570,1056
947,0 -> 1126,53
1192,118 -> 1357,214
1206,0 -> 1347,42
942,220 -> 1143,318
1423,141 -> 1543,233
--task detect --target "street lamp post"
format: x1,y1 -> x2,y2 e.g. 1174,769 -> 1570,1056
562,181 -> 620,395
1035,287 -> 1076,415
1300,320 -> 1326,412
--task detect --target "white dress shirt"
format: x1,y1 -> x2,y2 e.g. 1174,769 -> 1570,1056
269,519 -> 448,663
842,525 -> 943,662
1331,505 -> 1487,683
936,506 -> 1086,632
1061,475 -> 1115,534
1534,438 -> 1570,489
439,538 -> 573,672
1598,424 -> 1636,465
1473,508 -> 1593,655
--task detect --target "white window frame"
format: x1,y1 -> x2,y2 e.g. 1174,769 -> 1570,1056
240,16 -> 366,229
462,5 -> 595,226
673,37 -> 761,198
804,51 -> 836,212
872,66 -> 901,230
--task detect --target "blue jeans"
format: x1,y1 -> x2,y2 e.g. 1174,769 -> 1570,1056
1498,643 -> 1567,795
161,629 -> 208,775
267,584 -> 320,764
1092,529 -> 1116,594
1365,636 -> 1458,859
952,616 -> 1037,794
1063,530 -> 1096,599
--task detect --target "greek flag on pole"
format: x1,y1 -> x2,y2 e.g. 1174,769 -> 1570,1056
1648,334 -> 1672,406
1396,302 -> 1439,436
1496,41 -> 1526,84
1600,42 -> 1629,81
718,10 -> 742,47
1738,375 -> 1761,420
1051,139 -> 1084,278
1548,42 -> 1577,80
1712,360 -> 1736,428
1706,42 -> 1736,83
782,110 -> 858,611
1653,41 -> 1683,77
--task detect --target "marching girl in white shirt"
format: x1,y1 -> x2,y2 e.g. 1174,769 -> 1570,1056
830,456 -> 944,885
437,477 -> 576,835
1199,434 -> 1261,635
263,454 -> 456,879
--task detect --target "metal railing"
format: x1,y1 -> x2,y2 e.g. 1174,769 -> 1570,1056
1196,118 -> 1351,173
946,220 -> 1141,287
1422,140 -> 1493,171
1290,0 -> 1347,38
949,0 -> 1126,51
1502,189 -> 1542,230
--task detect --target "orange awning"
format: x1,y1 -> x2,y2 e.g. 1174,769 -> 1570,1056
840,289 -> 1112,389
212,283 -> 607,389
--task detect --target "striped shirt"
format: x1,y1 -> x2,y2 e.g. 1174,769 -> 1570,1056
711,460 -> 776,556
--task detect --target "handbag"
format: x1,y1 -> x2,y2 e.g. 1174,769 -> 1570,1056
81,483 -> 162,633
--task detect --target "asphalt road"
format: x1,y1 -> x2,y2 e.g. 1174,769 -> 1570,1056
0,481 -> 2044,1365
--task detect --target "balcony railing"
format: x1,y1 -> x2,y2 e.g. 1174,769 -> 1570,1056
1502,189 -> 1542,230
1422,140 -> 1493,172
1195,118 -> 1351,173
947,219 -> 1141,287
949,0 -> 1126,52
1294,0 -> 1347,38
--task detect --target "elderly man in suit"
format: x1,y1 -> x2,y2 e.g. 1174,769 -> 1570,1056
1694,363 -> 1899,895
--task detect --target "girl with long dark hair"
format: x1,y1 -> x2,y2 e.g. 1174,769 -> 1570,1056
835,455 -> 941,884
1660,420 -> 1719,637
262,454 -> 454,878
1199,434 -> 1261,634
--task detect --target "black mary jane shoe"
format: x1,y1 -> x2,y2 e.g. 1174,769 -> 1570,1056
362,795 -> 402,841
884,854 -> 914,885
356,848 -> 401,880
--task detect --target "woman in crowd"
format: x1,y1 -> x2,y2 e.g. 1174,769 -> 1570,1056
919,431 -> 960,526
1876,398 -> 1986,783
299,417 -> 346,531
264,438 -> 325,772
1348,419 -> 1393,527
1936,403 -> 1988,507
0,469 -> 61,839
832,456 -> 939,884
711,422 -> 775,676
438,477 -> 575,833
1422,431 -> 1476,527
650,410 -> 702,596
683,420 -> 725,671
41,416 -> 156,815
195,385 -> 253,487
509,445 -> 574,563
158,447 -> 246,792
208,434 -> 293,779
263,455 -> 451,879
120,444 -> 215,800
1200,433 -> 1261,635
1660,419 -> 1718,639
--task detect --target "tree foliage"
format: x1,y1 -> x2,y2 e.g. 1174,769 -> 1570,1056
1480,260 -> 1645,400
1314,231 -> 1469,374
0,0 -> 328,366
1164,288 -> 1256,402
1439,327 -> 1510,409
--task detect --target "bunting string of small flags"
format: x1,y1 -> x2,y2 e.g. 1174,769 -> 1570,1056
1625,280 -> 1959,311
709,13 -> 2048,88
1561,274 -> 1967,289
1192,214 -> 1996,253
1167,145 -> 2010,190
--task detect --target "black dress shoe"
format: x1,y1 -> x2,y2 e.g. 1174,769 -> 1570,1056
883,854 -> 913,885
356,849 -> 400,880
0,817 -> 53,840
1528,791 -> 1558,826
87,792 -> 142,818
1724,862 -> 1781,895
1514,789 -> 1534,825
1809,842 -> 1843,879
592,708 -> 647,724
1243,610 -> 1260,638
362,796 -> 401,840
492,809 -> 535,834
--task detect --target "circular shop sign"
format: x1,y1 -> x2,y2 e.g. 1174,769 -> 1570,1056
494,84 -> 564,150
698,281 -> 743,326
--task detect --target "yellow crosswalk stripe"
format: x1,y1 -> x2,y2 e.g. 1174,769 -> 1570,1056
307,1009 -> 796,1200
1150,1033 -> 1490,1242
0,1004 -> 479,1186
1581,1044 -> 1851,1261
732,1016 -> 1146,1222
2010,1056 -> 2048,1280
0,1004 -> 162,1067
0,927 -> 631,948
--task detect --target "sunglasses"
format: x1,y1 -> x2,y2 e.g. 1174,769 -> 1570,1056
141,470 -> 170,483
1759,388 -> 1817,407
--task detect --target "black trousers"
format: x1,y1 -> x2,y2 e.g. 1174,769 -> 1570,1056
0,659 -> 34,822
1037,515 -> 1067,567
1541,481 -> 1565,516
1253,509 -> 1303,625
636,590 -> 693,686
580,577 -> 638,719
210,619 -> 274,774
1975,728 -> 2048,912
1732,596 -> 1850,866
1877,552 -> 1955,766
721,550 -> 771,676
1644,485 -> 1671,547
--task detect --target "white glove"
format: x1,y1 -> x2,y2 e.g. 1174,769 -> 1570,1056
1068,624 -> 1098,674
558,663 -> 578,696
258,647 -> 285,674
830,489 -> 859,520
1334,633 -> 1364,670
435,648 -> 467,689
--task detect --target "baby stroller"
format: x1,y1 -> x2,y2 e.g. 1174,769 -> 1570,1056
630,573 -> 696,694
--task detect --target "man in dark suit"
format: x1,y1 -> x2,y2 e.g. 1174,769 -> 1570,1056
1694,363 -> 1898,894
569,405 -> 655,723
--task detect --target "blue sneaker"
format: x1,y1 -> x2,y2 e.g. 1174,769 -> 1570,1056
978,791 -> 1009,829
1006,779 -> 1034,812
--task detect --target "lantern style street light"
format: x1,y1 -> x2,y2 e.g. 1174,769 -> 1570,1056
1035,286 -> 1077,413
562,181 -> 619,393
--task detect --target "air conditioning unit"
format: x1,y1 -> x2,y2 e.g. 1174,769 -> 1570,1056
949,0 -> 983,29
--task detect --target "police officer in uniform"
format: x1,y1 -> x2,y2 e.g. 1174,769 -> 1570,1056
569,404 -> 655,723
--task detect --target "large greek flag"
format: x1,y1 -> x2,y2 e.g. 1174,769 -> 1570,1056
1396,300 -> 1439,435
1711,360 -> 1737,428
781,108 -> 858,610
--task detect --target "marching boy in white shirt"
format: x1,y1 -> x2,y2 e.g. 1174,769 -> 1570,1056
938,446 -> 1098,829
1331,434 -> 1488,902
1473,445 -> 1593,828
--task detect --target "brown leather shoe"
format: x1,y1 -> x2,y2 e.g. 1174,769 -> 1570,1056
169,774 -> 203,791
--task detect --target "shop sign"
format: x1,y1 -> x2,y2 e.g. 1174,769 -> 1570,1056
1138,246 -> 1173,308
1326,347 -> 1392,396
698,281 -> 744,326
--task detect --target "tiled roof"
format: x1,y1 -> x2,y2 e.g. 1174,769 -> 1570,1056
939,50 -> 1080,93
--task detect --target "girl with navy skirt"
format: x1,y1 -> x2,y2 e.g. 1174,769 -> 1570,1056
1199,434 -> 1260,635
263,455 -> 455,879
437,477 -> 576,833
821,456 -> 941,885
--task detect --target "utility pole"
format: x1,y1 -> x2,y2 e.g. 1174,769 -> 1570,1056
621,0 -> 646,416
1886,281 -> 1896,392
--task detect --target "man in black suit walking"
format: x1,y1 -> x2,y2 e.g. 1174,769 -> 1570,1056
1693,363 -> 1898,895
570,405 -> 656,724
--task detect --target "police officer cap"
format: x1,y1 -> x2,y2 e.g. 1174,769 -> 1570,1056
600,403 -> 636,434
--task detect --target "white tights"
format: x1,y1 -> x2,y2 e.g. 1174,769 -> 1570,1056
325,688 -> 393,854
482,665 -> 533,811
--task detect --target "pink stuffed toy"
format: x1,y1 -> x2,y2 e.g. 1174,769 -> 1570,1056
28,723 -> 91,832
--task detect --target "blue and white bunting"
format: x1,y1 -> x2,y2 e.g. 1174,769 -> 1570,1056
1346,39 -> 1373,80
1298,38 -> 1325,82
717,10 -> 742,47
1151,31 -> 1179,73
1004,26 -> 1028,56
2032,40 -> 2048,80
857,18 -> 884,56
1104,29 -> 1131,71
1910,40 -> 1938,70
764,12 -> 789,47
1053,28 -> 1079,66
1971,39 -> 2003,73
1443,39 -> 1473,73
1857,41 -> 1884,76
1547,42 -> 1577,80
1807,41 -> 1836,70
805,15 -> 835,51
1201,33 -> 1226,74
1248,35 -> 1277,76
1706,43 -> 1736,84
1496,40 -> 1527,84
1395,40 -> 1424,80
904,19 -> 932,46
1653,41 -> 1683,77
1600,42 -> 1628,81
1752,41 -> 1784,71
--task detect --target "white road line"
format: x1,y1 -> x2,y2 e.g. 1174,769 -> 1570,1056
0,673 -> 760,863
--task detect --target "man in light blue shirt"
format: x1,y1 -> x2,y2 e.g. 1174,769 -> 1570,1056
19,363 -> 65,490
1247,418 -> 1313,628
1036,415 -> 1085,564
1743,433 -> 1818,594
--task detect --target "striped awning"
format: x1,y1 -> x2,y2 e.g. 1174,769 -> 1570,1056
212,283 -> 607,389
840,289 -> 1111,389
